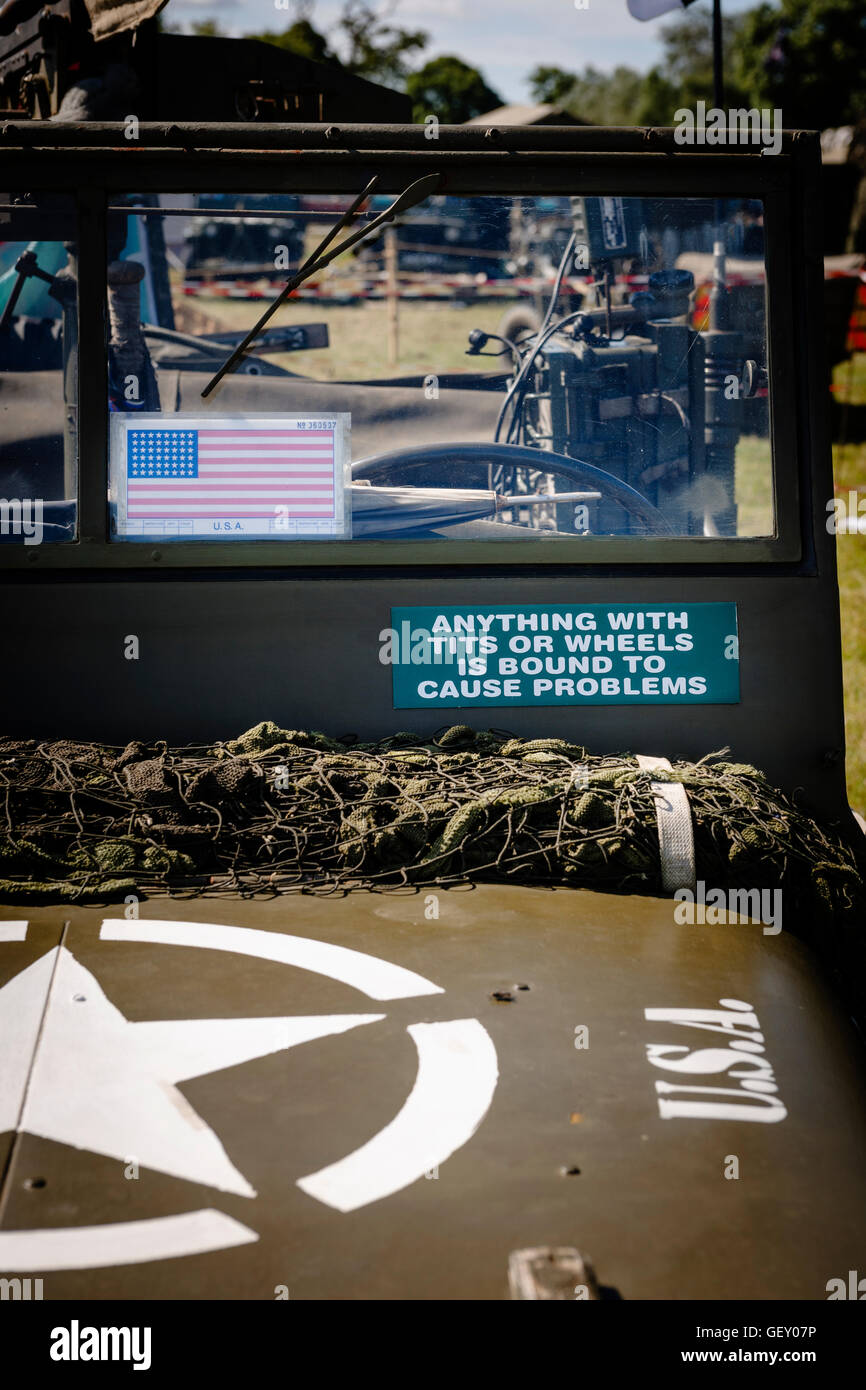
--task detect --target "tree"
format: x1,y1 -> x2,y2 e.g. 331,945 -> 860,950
633,67 -> 681,126
523,5 -> 777,129
189,19 -> 224,38
247,1 -> 427,89
653,3 -> 750,111
732,0 -> 866,129
406,55 -> 502,124
525,60 -> 682,127
337,1 -> 428,89
246,18 -> 342,68
528,66 -> 578,106
543,65 -> 649,126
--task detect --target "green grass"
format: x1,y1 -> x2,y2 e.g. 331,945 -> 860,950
832,353 -> 866,812
183,295 -> 510,379
735,433 -> 773,536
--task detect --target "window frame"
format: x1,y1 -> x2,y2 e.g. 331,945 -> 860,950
0,127 -> 817,571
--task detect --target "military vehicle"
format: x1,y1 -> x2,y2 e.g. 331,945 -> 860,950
0,118 -> 864,1311
0,0 -> 410,122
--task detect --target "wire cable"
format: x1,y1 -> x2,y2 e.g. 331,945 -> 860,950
494,231 -> 576,443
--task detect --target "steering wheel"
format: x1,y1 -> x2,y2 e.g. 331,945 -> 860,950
351,441 -> 673,536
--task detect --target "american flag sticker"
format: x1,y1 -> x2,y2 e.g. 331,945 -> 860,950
109,414 -> 351,539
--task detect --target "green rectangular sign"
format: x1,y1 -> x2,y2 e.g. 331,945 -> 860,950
388,603 -> 739,708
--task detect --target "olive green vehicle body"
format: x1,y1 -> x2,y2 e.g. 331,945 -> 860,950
1,888 -> 865,1300
0,124 -> 863,1300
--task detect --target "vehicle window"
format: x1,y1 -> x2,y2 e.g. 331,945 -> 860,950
106,192 -> 773,543
0,194 -> 77,545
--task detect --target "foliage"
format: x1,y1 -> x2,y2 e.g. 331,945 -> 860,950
245,18 -> 342,67
246,0 -> 430,89
527,65 -> 578,106
337,0 -> 427,88
733,0 -> 866,128
656,2 -> 751,109
188,19 -> 224,39
406,55 -> 502,124
525,0 -> 866,129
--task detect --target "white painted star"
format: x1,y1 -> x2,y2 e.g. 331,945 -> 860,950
0,948 -> 382,1198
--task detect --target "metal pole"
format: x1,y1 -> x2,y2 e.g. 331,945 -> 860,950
385,223 -> 399,367
712,0 -> 724,109
710,0 -> 726,330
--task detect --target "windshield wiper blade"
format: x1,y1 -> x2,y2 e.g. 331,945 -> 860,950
200,174 -> 378,397
201,172 -> 442,398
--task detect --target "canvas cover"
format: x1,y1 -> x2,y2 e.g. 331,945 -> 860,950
83,0 -> 168,41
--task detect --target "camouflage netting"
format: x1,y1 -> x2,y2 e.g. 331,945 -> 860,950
0,723 -> 862,930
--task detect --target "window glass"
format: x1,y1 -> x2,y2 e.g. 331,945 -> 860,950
107,192 -> 772,543
0,194 -> 77,545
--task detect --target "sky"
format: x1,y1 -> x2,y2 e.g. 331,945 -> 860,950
163,0 -> 768,105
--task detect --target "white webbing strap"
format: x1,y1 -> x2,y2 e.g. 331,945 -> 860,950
635,755 -> 696,895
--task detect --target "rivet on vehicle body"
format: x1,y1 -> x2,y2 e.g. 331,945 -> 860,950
560,1165 -> 581,1176
24,1177 -> 46,1189
484,127 -> 501,141
151,550 -> 161,561
325,126 -> 341,141
491,990 -> 515,1002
